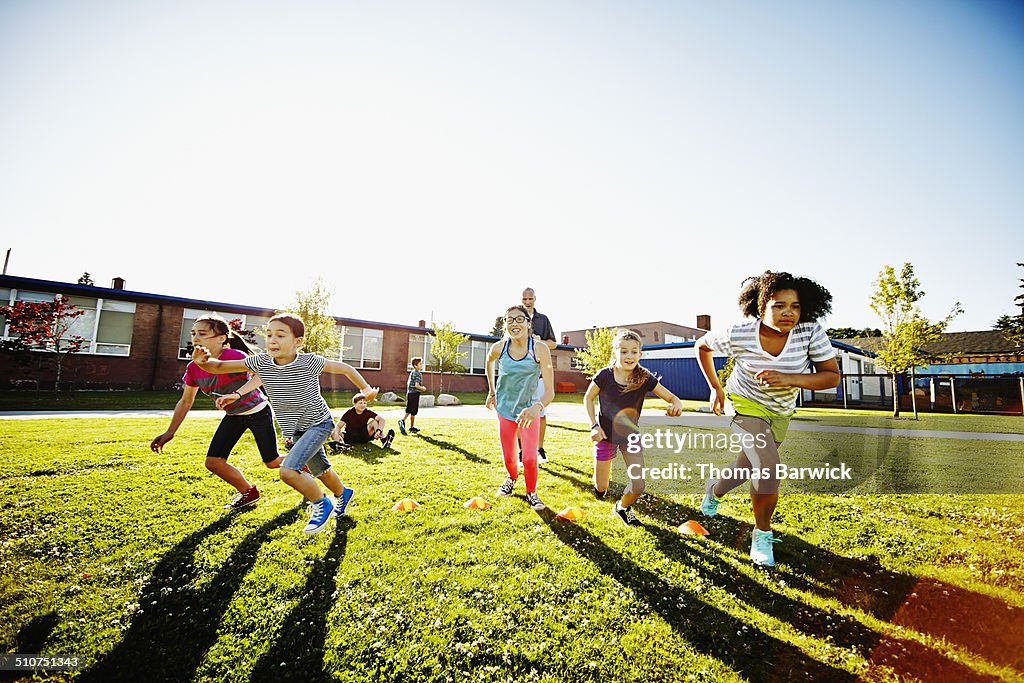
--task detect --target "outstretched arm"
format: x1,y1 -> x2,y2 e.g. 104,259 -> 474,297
214,377 -> 263,410
652,382 -> 684,416
191,346 -> 249,374
755,357 -> 841,390
322,359 -> 379,401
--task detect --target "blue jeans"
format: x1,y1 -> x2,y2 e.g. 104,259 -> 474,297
282,418 -> 334,477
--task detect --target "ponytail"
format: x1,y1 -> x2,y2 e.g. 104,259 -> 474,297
611,329 -> 653,393
195,314 -> 258,356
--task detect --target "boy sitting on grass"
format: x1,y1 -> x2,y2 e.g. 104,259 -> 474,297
331,394 -> 395,450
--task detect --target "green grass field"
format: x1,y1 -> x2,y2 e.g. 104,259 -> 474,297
1,415 -> 1023,682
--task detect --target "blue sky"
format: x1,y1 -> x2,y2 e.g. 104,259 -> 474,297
2,0 -> 1022,338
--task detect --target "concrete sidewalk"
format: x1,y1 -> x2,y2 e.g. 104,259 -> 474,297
2,405 -> 1023,442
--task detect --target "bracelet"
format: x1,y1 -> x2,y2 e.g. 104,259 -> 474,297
591,424 -> 600,430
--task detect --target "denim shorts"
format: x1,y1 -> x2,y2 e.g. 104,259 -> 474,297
282,418 -> 334,477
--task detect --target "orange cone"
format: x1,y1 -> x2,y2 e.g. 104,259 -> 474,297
556,506 -> 586,522
391,498 -> 420,512
679,520 -> 709,536
463,496 -> 491,510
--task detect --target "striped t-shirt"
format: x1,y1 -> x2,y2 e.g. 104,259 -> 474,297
697,320 -> 835,414
407,369 -> 423,394
243,352 -> 331,439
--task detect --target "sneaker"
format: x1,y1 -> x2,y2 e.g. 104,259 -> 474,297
497,476 -> 516,497
303,496 -> 334,534
594,487 -> 607,500
701,478 -> 723,517
335,487 -> 355,516
750,529 -> 781,567
517,450 -> 522,467
525,492 -> 546,511
327,440 -> 352,455
224,486 -> 260,510
613,501 -> 638,526
398,419 -> 407,435
537,447 -> 548,464
381,429 -> 395,449
409,427 -> 420,433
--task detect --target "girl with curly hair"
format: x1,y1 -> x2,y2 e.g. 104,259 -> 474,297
695,271 -> 840,566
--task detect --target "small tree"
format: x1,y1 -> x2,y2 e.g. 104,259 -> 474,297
427,320 -> 469,395
77,272 -> 95,286
228,318 -> 261,349
870,263 -> 962,418
574,327 -> 615,379
0,295 -> 87,394
826,327 -> 882,339
993,262 -> 1024,350
282,277 -> 339,357
490,316 -> 505,337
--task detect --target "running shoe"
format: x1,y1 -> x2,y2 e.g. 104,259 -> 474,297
750,529 -> 781,567
398,419 -> 407,435
335,487 -> 355,516
381,429 -> 395,449
701,478 -> 722,517
224,486 -> 260,510
613,501 -> 638,525
537,447 -> 548,464
497,476 -> 516,497
525,492 -> 546,511
303,496 -> 334,535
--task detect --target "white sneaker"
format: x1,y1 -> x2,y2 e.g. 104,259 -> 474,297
497,476 -> 516,497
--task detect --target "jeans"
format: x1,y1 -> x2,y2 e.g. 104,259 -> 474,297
282,418 -> 334,477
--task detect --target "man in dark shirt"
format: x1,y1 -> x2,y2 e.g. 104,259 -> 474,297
521,287 -> 557,463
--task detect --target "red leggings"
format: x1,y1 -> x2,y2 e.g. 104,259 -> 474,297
498,415 -> 539,493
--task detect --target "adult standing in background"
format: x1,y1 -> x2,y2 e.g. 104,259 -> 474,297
521,287 -> 557,463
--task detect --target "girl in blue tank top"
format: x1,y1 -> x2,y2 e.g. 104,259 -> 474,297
486,304 -> 555,511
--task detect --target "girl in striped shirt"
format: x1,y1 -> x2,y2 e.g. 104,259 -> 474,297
695,271 -> 840,566
196,313 -> 379,535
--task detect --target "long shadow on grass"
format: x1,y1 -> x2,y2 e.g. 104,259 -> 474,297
339,442 -> 396,465
81,508 -> 299,683
249,517 -> 355,682
415,434 -> 488,464
535,505 -> 853,682
549,467 -> 1022,679
546,422 -> 589,433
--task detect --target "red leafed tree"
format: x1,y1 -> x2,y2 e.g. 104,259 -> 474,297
0,296 -> 87,393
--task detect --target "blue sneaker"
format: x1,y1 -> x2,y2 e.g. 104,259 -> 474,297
398,419 -> 407,435
335,487 -> 355,516
750,529 -> 781,566
303,496 -> 334,534
701,479 -> 723,517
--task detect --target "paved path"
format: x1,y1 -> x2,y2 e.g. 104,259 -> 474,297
2,405 -> 1023,442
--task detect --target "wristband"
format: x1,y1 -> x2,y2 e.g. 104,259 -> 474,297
591,424 -> 600,430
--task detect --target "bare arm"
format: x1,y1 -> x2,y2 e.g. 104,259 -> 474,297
322,359 -> 379,401
652,382 -> 684,416
151,385 -> 199,452
191,346 -> 249,374
696,341 -> 726,415
484,341 -> 502,411
516,343 -> 555,428
584,381 -> 607,442
214,377 -> 263,410
755,357 -> 841,390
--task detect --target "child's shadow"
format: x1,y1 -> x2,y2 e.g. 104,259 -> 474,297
81,508 -> 299,683
249,517 -> 356,682
337,442 -> 396,465
415,434 -> 488,464
534,506 -> 854,682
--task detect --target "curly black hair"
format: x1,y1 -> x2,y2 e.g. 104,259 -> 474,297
737,271 -> 833,323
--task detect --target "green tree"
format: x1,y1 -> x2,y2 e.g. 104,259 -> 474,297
870,263 -> 962,418
993,262 -> 1024,350
77,272 -> 95,286
826,327 -> 882,339
490,316 -> 505,337
282,277 -> 339,357
573,327 -> 615,379
716,357 -> 735,387
428,320 -> 469,395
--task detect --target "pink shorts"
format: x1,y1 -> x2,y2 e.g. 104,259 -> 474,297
595,440 -> 638,462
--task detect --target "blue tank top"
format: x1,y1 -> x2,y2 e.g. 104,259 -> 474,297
496,337 -> 540,421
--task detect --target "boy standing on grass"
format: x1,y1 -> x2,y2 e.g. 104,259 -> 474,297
332,394 -> 395,448
399,357 -> 428,435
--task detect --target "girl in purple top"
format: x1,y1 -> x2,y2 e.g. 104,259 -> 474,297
151,315 -> 279,510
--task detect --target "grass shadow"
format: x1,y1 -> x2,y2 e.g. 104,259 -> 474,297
249,517 -> 356,682
337,442 -> 395,465
546,422 -> 589,433
81,508 -> 299,683
534,506 -> 855,682
415,434 -> 488,464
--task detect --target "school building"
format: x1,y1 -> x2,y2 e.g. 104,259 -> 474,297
0,274 -> 589,394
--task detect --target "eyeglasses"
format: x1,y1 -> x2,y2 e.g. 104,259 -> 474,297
505,315 -> 530,324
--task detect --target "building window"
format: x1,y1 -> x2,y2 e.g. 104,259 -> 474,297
179,310 -> 269,360
340,326 -> 383,369
409,333 -> 435,368
456,339 -> 488,375
1,289 -> 135,356
665,334 -> 684,344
